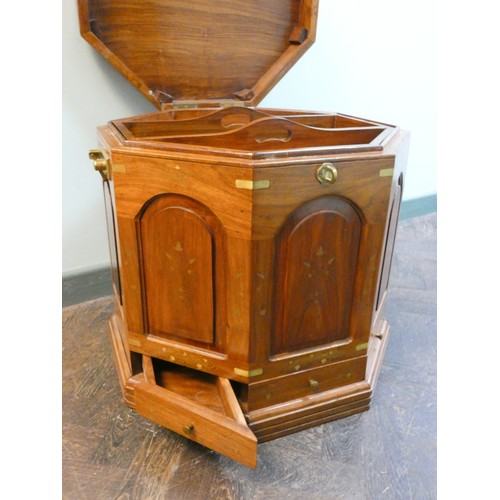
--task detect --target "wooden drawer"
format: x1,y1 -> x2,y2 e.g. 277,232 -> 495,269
125,356 -> 257,468
245,356 -> 367,410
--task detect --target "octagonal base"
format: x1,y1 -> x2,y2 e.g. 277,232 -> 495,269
246,320 -> 390,442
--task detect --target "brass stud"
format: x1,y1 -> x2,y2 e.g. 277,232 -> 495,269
309,379 -> 320,389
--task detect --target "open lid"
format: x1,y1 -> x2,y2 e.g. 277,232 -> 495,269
78,0 -> 319,109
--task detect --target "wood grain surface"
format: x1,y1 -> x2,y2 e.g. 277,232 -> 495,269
272,196 -> 362,355
78,0 -> 318,108
63,213 -> 436,499
138,194 -> 226,346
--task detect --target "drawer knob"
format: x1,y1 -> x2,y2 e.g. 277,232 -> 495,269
309,379 -> 320,389
183,424 -> 194,435
316,163 -> 338,185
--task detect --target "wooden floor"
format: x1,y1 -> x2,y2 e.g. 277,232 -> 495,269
62,213 -> 437,500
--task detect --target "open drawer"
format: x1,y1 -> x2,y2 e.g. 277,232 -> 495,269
125,356 -> 257,468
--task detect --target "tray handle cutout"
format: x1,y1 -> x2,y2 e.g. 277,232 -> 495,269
255,126 -> 292,143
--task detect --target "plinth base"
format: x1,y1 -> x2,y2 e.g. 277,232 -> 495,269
108,314 -> 389,446
247,321 -> 390,442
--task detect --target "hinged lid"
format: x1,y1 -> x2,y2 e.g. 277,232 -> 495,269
78,0 -> 319,109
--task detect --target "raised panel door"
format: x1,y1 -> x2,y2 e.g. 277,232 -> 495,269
272,196 -> 362,355
137,194 -> 226,347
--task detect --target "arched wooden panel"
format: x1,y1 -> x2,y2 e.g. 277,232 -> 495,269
272,197 -> 362,355
138,195 -> 225,345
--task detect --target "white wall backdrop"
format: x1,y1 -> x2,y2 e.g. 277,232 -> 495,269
63,0 -> 436,274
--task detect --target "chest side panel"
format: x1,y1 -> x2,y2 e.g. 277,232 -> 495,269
103,179 -> 123,304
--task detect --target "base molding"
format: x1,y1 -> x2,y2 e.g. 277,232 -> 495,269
247,322 -> 389,441
108,311 -> 390,448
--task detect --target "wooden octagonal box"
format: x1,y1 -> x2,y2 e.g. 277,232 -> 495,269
78,0 -> 409,468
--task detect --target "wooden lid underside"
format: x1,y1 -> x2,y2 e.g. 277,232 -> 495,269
78,0 -> 319,109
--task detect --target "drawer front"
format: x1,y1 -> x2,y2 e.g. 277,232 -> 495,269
128,375 -> 257,468
246,356 -> 367,410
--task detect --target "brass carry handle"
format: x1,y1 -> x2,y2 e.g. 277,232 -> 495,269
89,149 -> 110,181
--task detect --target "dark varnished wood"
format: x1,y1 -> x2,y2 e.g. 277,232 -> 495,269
114,108 -> 383,140
138,194 -> 226,347
104,149 -> 399,386
126,357 -> 258,468
63,213 -> 436,498
245,356 -> 367,410
77,0 -> 409,469
122,119 -> 389,158
272,196 -> 362,355
151,358 -> 227,414
92,121 -> 409,467
78,0 -> 319,108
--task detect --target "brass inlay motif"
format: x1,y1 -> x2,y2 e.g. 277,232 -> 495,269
234,367 -> 264,377
356,342 -> 369,351
379,168 -> 394,177
235,179 -> 270,190
112,164 -> 126,174
129,339 -> 142,347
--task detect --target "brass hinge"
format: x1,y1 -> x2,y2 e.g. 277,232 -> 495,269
171,99 -> 246,110
89,150 -> 110,181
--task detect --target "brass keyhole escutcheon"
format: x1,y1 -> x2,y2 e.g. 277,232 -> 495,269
316,163 -> 338,185
309,379 -> 320,389
183,424 -> 194,435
